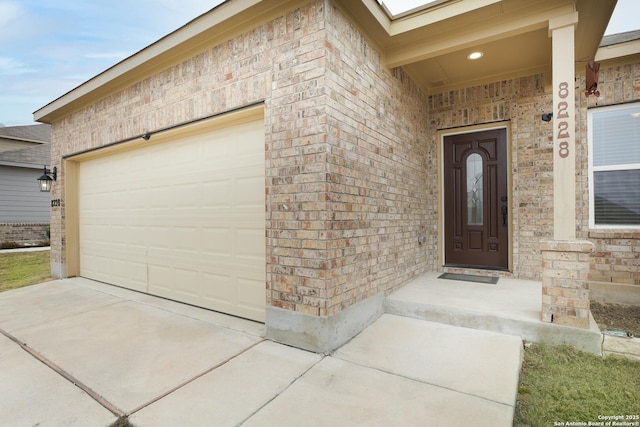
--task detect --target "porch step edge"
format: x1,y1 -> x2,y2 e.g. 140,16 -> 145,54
384,298 -> 603,356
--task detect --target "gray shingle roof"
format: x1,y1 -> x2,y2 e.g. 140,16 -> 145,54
0,143 -> 51,166
0,124 -> 51,143
601,30 -> 640,47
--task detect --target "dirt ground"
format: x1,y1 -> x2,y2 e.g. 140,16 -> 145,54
590,301 -> 640,337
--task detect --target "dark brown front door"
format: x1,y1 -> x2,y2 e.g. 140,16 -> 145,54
443,129 -> 508,270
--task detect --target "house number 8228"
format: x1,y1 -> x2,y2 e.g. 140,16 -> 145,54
556,81 -> 570,159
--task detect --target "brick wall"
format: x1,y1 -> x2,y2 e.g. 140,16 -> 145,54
49,0 -> 431,317
588,231 -> 640,286
0,223 -> 49,247
50,1 -> 318,280
580,61 -> 640,287
428,75 -> 554,280
427,59 -> 640,284
46,0 -> 640,317
323,4 -> 430,314
267,2 -> 431,317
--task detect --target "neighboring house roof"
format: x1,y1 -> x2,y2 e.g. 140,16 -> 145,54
0,143 -> 51,168
0,124 -> 51,144
596,29 -> 640,61
600,29 -> 640,47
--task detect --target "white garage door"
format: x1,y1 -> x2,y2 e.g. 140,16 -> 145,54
78,118 -> 266,321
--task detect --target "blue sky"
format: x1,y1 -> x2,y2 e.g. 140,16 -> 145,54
1,0 -> 638,126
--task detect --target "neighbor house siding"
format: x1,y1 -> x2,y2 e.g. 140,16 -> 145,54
0,165 -> 50,223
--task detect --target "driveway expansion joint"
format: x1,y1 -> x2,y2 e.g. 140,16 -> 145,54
125,338 -> 268,417
0,326 -> 125,417
332,355 -> 516,409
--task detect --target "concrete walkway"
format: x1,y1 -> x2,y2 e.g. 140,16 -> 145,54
0,246 -> 50,253
386,272 -> 603,355
0,278 -> 523,426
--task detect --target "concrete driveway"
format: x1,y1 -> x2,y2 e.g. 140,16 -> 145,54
0,278 -> 523,426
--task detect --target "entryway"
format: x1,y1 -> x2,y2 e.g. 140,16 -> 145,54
443,128 -> 509,270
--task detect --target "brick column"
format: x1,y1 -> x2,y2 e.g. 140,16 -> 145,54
541,240 -> 594,328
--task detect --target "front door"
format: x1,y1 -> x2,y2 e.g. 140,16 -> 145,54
443,129 -> 508,270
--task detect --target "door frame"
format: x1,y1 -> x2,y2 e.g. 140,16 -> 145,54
437,121 -> 513,272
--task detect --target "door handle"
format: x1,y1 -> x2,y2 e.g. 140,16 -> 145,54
501,205 -> 508,226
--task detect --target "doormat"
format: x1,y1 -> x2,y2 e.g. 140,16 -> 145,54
438,273 -> 499,284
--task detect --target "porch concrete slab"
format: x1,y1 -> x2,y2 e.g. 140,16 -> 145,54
242,356 -> 514,427
11,287 -> 262,414
334,314 -> 523,407
0,334 -> 115,427
385,272 -> 603,355
131,340 -> 322,426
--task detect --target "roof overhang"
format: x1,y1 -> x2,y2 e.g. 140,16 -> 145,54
34,0 -> 619,123
596,37 -> 640,62
338,0 -> 617,93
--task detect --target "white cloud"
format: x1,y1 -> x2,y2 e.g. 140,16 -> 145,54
0,56 -> 34,75
0,1 -> 21,27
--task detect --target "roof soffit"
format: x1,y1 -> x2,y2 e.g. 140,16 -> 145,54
340,0 -> 616,93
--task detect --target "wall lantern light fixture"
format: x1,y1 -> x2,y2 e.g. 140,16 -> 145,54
37,165 -> 57,192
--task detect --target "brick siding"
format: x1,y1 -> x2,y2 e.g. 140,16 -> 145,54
428,75 -> 554,280
47,0 -> 640,322
49,0 -> 431,317
0,223 -> 49,246
581,62 -> 640,287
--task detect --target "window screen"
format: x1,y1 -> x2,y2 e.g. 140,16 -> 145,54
589,103 -> 640,227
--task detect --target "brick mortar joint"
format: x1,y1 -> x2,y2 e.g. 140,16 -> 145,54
539,239 -> 594,253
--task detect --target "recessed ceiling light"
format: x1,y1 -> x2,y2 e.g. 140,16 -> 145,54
631,112 -> 640,118
467,51 -> 484,60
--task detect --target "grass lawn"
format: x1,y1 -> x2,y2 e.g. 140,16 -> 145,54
515,343 -> 640,426
0,250 -> 53,292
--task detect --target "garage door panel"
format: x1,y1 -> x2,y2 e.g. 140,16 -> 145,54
237,276 -> 267,309
79,117 -> 266,321
237,175 -> 266,207
202,180 -> 232,208
201,273 -> 234,304
237,228 -> 266,259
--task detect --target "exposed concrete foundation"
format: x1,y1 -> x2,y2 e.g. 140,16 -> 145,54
51,261 -> 67,279
265,293 -> 384,353
590,281 -> 640,306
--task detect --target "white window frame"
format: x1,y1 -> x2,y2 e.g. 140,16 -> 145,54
588,102 -> 640,229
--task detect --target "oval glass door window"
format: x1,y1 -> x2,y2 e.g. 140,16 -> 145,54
467,153 -> 483,225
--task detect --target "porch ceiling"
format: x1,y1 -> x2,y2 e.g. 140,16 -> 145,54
341,0 -> 617,93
